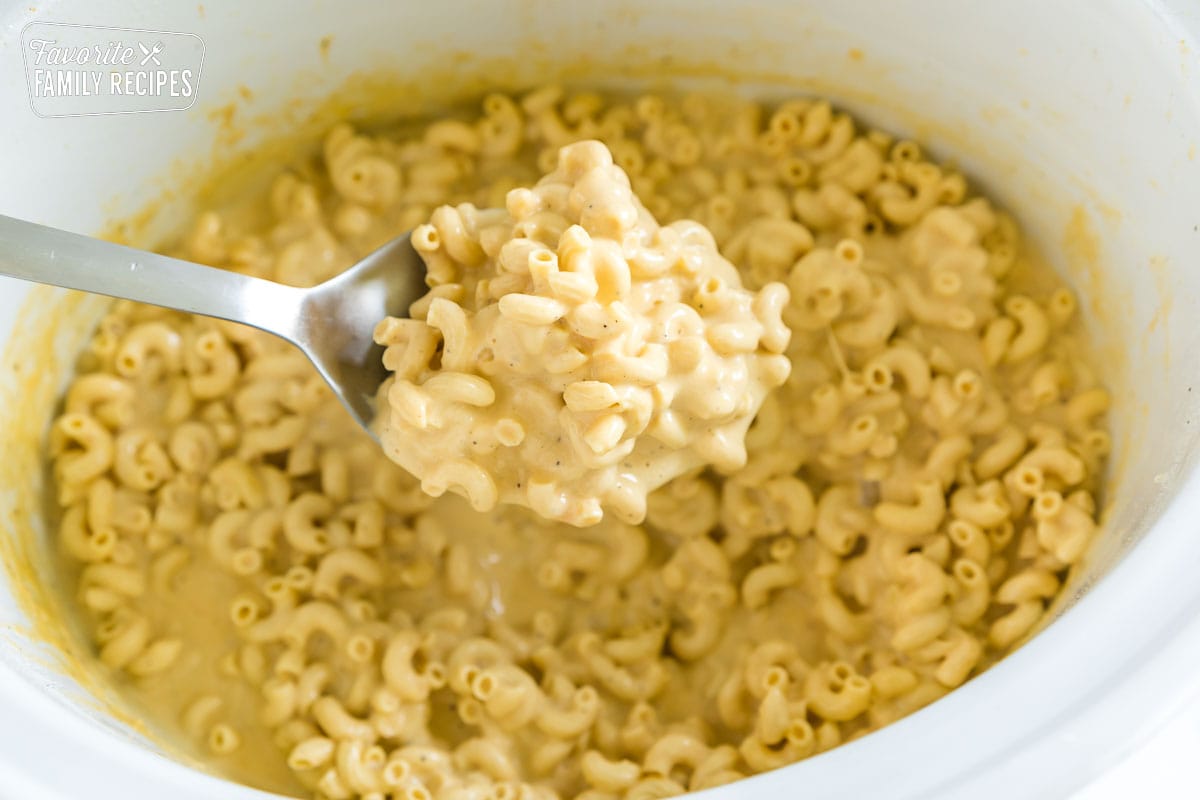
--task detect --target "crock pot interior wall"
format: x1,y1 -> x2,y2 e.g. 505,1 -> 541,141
1,0 -> 1198,794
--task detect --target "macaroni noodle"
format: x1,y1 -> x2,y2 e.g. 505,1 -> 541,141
375,140 -> 790,526
48,86 -> 1110,800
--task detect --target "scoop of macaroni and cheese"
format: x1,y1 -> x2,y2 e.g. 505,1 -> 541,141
374,140 -> 791,525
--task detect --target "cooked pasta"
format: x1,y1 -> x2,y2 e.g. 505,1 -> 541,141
375,139 -> 790,526
49,86 -> 1109,800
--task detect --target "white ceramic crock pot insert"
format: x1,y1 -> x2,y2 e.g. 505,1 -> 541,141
2,1 -> 1200,798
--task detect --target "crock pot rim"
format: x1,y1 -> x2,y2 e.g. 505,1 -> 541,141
3,0 -> 1199,796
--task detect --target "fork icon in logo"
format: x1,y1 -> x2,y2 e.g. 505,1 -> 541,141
138,40 -> 164,66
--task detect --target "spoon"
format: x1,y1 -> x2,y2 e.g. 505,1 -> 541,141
0,214 -> 427,438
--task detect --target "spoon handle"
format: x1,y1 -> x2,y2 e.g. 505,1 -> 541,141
0,214 -> 306,341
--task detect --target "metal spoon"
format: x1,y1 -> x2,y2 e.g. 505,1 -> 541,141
0,214 -> 427,438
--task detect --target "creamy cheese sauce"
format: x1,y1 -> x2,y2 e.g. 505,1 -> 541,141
47,87 -> 1109,800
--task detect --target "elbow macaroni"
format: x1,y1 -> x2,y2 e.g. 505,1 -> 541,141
48,87 -> 1110,800
374,139 -> 790,526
